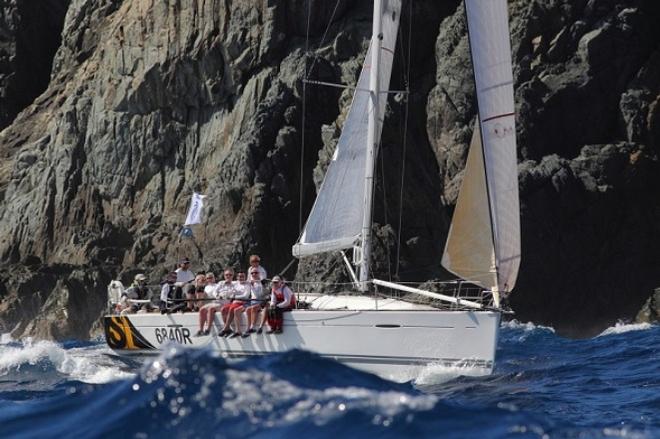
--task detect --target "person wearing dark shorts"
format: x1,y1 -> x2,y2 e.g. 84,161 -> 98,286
245,271 -> 268,334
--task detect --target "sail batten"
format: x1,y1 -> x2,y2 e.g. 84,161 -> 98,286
442,0 -> 521,296
293,0 -> 401,258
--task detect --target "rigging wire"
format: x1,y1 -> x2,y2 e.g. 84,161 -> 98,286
395,0 -> 413,278
297,0 -> 343,293
305,0 -> 343,79
299,0 -> 344,235
299,0 -> 313,236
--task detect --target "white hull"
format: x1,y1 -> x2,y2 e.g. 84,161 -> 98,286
104,305 -> 501,382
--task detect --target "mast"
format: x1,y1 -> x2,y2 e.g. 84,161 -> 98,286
359,0 -> 383,292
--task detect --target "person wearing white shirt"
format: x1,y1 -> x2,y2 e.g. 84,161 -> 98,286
245,271 -> 269,334
219,271 -> 252,337
230,272 -> 262,337
175,257 -> 195,283
247,254 -> 267,282
175,257 -> 196,311
203,272 -> 217,297
196,268 -> 236,336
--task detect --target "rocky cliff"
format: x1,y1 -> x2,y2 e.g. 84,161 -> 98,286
0,0 -> 658,339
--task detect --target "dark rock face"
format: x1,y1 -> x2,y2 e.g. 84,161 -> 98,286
0,0 -> 659,340
0,0 -> 70,130
510,0 -> 660,335
427,0 -> 660,336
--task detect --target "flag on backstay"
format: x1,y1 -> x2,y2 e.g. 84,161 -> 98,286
184,192 -> 206,226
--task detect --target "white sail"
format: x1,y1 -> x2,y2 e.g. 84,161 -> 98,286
441,122 -> 497,289
442,0 -> 521,294
293,0 -> 401,257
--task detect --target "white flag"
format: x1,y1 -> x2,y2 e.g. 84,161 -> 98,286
184,192 -> 206,226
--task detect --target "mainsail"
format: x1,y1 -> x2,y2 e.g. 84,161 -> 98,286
292,0 -> 402,257
442,0 -> 521,296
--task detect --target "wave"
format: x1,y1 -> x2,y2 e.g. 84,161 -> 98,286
0,337 -> 133,385
1,332 -> 13,344
597,321 -> 654,337
3,344 -> 653,438
1,326 -> 659,438
500,319 -> 555,333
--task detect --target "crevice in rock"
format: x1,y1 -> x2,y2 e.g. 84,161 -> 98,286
0,0 -> 70,129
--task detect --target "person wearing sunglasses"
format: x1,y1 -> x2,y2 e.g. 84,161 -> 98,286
247,255 -> 267,283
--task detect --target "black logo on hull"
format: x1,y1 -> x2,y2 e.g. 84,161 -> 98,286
104,316 -> 155,350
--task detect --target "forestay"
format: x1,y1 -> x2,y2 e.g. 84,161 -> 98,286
442,0 -> 521,295
293,0 -> 401,257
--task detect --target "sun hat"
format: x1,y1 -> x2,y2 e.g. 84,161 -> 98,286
134,273 -> 147,282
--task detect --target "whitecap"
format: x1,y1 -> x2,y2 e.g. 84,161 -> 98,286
597,321 -> 653,337
0,339 -> 134,384
501,319 -> 555,333
414,362 -> 487,386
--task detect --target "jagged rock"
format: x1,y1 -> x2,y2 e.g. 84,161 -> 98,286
0,264 -> 110,339
426,0 -> 660,335
1,0 -> 660,340
635,287 -> 660,323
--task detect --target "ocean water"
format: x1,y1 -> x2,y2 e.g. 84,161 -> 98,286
0,322 -> 658,438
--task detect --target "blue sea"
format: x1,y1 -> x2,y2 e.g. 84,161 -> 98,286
0,321 -> 658,438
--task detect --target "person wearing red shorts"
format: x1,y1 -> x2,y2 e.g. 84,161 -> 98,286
219,270 -> 251,337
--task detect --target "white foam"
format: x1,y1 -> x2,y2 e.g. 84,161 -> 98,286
413,362 -> 486,386
597,321 -> 652,337
501,319 -> 555,333
0,339 -> 134,384
1,333 -> 13,344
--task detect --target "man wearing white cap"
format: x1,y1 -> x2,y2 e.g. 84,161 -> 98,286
120,273 -> 154,314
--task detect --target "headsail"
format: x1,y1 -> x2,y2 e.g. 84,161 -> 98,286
442,0 -> 521,296
441,122 -> 497,289
293,0 -> 401,258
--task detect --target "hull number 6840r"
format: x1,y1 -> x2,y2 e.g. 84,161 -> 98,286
155,327 -> 192,345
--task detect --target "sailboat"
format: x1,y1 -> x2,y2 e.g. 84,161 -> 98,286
103,0 -> 520,383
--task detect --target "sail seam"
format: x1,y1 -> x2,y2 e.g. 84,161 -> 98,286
482,112 -> 515,123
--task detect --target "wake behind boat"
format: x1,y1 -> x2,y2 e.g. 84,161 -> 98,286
104,0 -> 520,383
